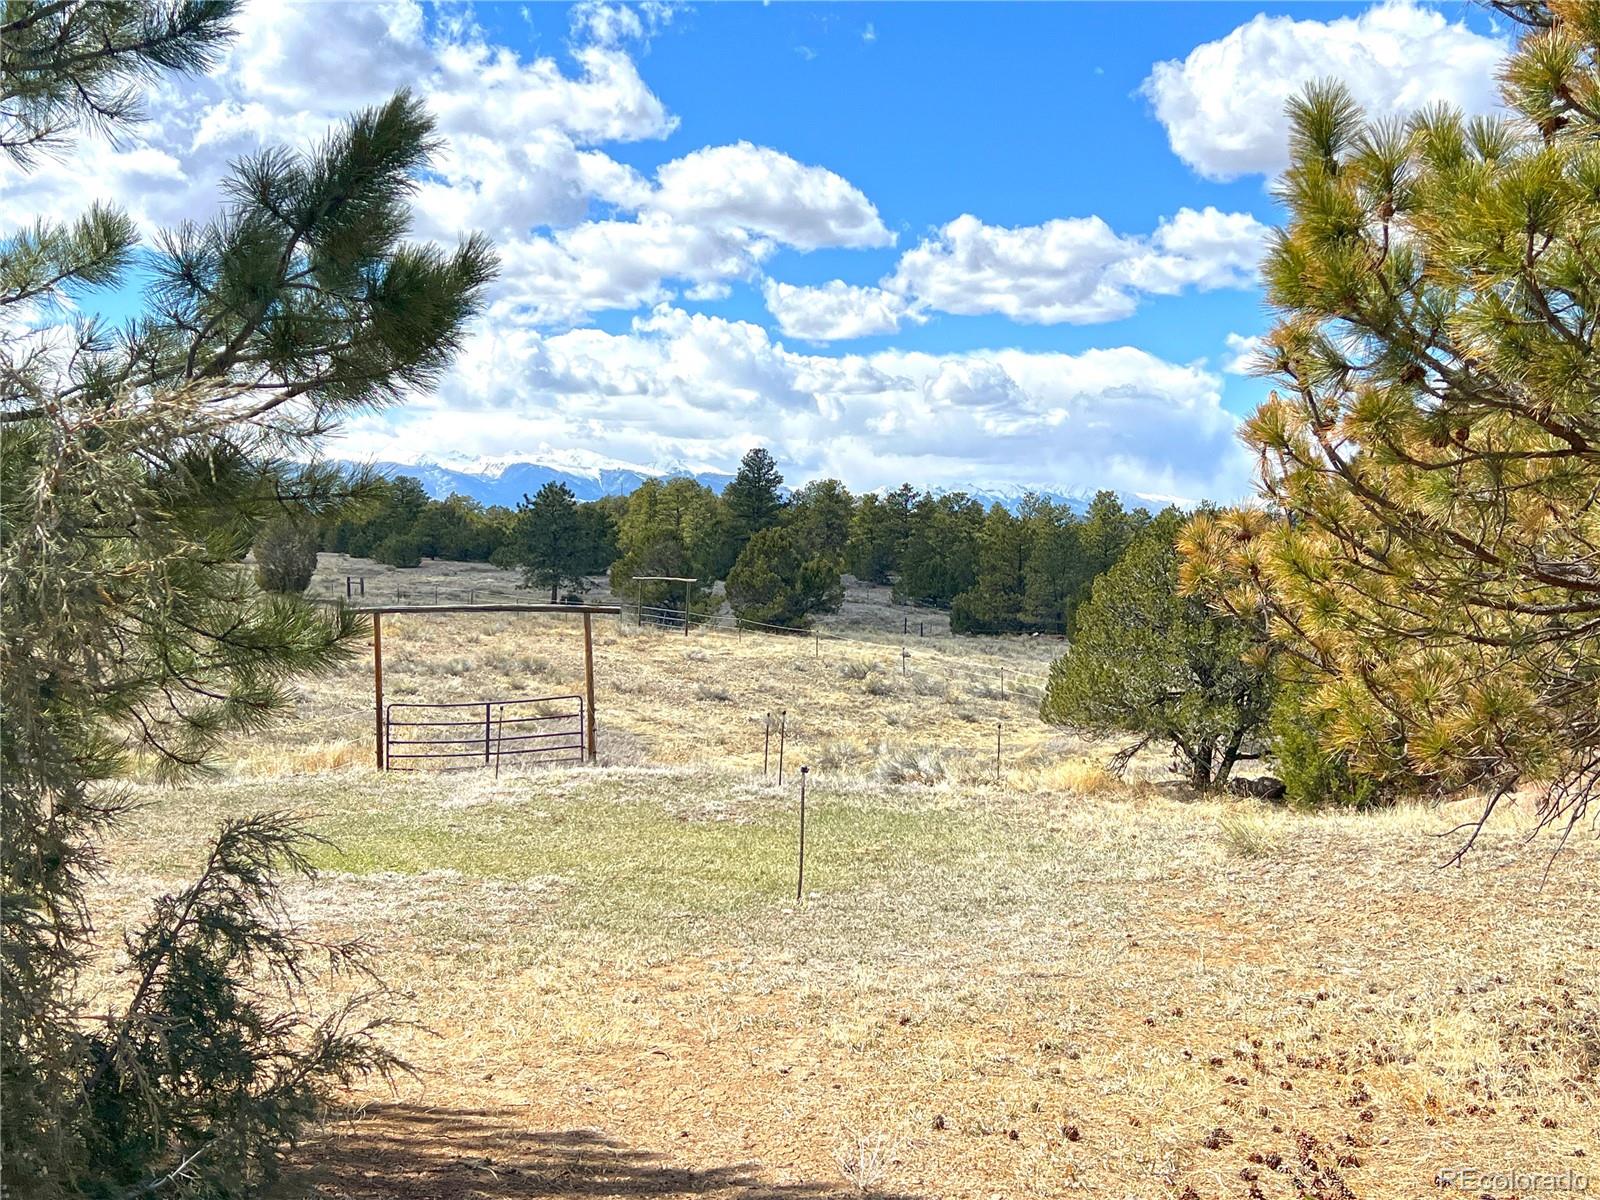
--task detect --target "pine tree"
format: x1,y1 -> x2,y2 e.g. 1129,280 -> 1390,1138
2,1 -> 237,166
845,492 -> 899,583
895,492 -> 984,606
785,478 -> 854,559
951,505 -> 1033,633
723,446 -> 786,546
252,517 -> 320,593
513,481 -> 588,601
1180,1 -> 1600,851
1020,499 -> 1083,632
607,477 -> 726,618
1,19 -> 496,1190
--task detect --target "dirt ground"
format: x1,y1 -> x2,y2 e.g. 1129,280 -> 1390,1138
89,557 -> 1599,1199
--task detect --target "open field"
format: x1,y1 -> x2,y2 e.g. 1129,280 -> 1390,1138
229,555 -> 1065,781
93,557 -> 1598,1198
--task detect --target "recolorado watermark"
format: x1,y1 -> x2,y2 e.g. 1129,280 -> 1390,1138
1437,1165 -> 1590,1193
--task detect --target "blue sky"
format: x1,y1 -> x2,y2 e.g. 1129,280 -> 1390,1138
13,0 -> 1510,501
538,3 -> 1278,371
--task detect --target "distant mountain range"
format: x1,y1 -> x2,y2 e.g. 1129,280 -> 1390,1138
349,452 -> 1181,516
352,453 -> 734,508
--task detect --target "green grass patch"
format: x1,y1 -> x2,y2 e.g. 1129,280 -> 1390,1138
301,774 -> 1000,935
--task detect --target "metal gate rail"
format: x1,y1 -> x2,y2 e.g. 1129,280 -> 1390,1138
384,695 -> 585,770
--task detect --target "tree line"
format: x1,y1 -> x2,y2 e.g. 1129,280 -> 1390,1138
312,447 -> 1163,632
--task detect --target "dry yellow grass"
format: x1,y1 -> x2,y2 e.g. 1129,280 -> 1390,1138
84,557 -> 1598,1199
235,555 -> 1066,783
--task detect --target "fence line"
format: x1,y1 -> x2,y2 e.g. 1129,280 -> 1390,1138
311,575 -> 1056,696
631,601 -> 1052,696
311,572 -> 1066,642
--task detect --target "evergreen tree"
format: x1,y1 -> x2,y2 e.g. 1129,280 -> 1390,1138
574,499 -> 620,574
513,481 -> 588,601
1020,498 -> 1083,632
952,505 -> 1033,633
1,26 -> 496,1191
607,477 -> 726,617
895,492 -> 984,605
845,492 -> 899,583
1068,491 -> 1142,633
1,1 -> 237,166
1044,517 -> 1275,789
1180,3 -> 1600,848
722,446 -> 786,546
725,526 -> 844,628
785,477 -> 853,559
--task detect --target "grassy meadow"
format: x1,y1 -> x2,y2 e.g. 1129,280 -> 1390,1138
90,556 -> 1598,1199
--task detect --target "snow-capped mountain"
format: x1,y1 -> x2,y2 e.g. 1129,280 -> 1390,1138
906,484 -> 1189,517
345,451 -> 1187,515
348,451 -> 734,507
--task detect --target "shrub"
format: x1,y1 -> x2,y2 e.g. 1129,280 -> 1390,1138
812,740 -> 857,770
863,673 -> 896,697
726,527 -> 843,628
252,518 -> 319,593
1269,690 -> 1385,811
875,747 -> 948,785
1217,811 -> 1281,860
1041,517 -> 1275,790
372,532 -> 422,568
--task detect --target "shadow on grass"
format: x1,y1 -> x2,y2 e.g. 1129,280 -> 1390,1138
291,1103 -> 920,1199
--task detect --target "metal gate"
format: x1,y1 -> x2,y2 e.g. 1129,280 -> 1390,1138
383,695 -> 586,771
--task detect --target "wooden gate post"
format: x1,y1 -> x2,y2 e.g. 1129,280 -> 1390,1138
582,612 -> 598,763
372,612 -> 384,770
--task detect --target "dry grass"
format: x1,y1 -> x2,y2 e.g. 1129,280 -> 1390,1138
1216,809 -> 1282,859
82,556 -> 1600,1199
231,557 -> 1060,783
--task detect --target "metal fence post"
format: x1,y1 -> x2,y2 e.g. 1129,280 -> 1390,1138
796,766 -> 809,901
494,705 -> 505,780
372,612 -> 384,770
483,702 -> 491,765
777,710 -> 787,785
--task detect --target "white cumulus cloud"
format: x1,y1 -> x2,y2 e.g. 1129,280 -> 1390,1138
2,1 -> 898,333
1142,0 -> 1507,181
877,206 -> 1269,327
650,141 -> 892,251
762,280 -> 910,341
1222,332 -> 1265,376
331,306 -> 1254,501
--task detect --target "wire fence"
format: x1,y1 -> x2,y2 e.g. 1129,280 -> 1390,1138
310,572 -> 1059,701
631,602 -> 1053,700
